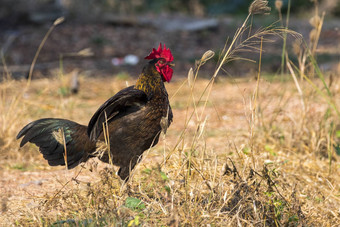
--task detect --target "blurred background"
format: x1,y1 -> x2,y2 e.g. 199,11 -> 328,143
0,0 -> 339,80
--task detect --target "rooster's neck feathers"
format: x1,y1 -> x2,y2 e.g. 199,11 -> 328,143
135,62 -> 165,99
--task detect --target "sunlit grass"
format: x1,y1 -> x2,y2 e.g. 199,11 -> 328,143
0,0 -> 340,225
1,72 -> 339,226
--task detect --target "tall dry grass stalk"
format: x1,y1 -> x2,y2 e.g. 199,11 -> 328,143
291,0 -> 325,80
286,2 -> 338,118
0,17 -> 65,156
164,0 -> 300,169
27,17 -> 64,88
249,37 -> 263,169
280,0 -> 291,77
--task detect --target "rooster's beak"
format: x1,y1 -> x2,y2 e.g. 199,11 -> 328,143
168,62 -> 175,67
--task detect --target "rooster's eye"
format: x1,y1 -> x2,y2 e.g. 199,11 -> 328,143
158,59 -> 165,64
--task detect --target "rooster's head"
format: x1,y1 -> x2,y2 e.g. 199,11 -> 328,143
145,43 -> 174,82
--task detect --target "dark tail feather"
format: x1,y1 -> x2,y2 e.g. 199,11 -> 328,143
17,118 -> 96,169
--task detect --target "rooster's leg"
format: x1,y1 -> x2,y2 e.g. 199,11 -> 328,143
117,155 -> 143,181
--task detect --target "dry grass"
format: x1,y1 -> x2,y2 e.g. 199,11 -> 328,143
1,1 -> 340,225
0,74 -> 339,226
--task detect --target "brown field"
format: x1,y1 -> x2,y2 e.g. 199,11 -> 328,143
0,73 -> 339,225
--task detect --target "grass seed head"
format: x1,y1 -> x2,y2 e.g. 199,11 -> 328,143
309,15 -> 321,28
275,0 -> 283,11
187,67 -> 194,88
249,0 -> 271,15
292,39 -> 302,56
201,50 -> 215,62
53,17 -> 65,26
77,48 -> 94,57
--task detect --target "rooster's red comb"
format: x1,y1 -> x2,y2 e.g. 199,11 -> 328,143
145,43 -> 174,62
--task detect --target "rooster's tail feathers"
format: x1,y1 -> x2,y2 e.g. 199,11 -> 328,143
17,118 -> 95,169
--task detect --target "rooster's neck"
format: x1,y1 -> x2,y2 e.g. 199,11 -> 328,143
134,63 -> 165,99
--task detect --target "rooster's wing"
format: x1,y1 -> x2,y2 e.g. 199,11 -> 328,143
87,86 -> 148,141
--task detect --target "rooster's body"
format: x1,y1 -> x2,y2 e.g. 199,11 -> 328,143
17,44 -> 174,180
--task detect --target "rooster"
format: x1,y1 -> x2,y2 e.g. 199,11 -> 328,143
17,43 -> 174,180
